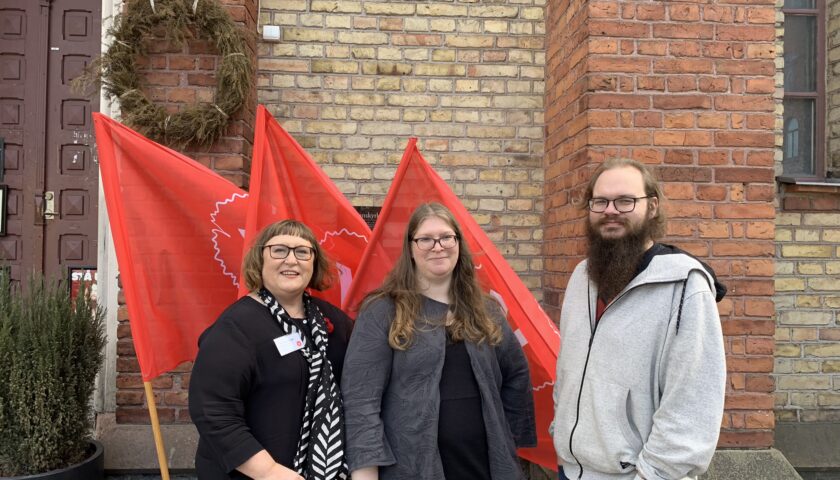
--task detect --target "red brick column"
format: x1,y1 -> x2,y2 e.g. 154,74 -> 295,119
543,0 -> 591,315
544,1 -> 777,448
115,0 -> 257,425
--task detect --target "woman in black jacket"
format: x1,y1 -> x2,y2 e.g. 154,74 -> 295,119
189,220 -> 352,480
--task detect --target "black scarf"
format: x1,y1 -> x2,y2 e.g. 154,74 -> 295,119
258,288 -> 348,480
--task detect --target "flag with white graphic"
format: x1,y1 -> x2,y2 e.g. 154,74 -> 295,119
94,113 -> 248,381
241,105 -> 371,306
342,138 -> 560,468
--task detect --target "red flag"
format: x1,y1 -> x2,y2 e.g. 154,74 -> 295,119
241,105 -> 371,305
343,138 -> 560,469
94,114 -> 247,381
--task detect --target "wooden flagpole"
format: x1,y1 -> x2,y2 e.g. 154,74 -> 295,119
144,381 -> 172,480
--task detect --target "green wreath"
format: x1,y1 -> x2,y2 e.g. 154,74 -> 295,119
91,0 -> 251,147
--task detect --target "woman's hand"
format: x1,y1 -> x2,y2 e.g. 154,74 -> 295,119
238,450 -> 303,480
351,466 -> 379,480
253,463 -> 304,480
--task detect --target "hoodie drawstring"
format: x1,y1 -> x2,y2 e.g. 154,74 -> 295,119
676,277 -> 688,335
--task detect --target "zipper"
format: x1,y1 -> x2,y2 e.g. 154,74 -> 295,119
568,320 -> 597,479
568,282 -> 639,479
567,266 -> 695,477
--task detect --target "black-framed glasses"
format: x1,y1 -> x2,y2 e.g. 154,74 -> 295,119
412,235 -> 459,251
262,244 -> 315,261
588,196 -> 653,213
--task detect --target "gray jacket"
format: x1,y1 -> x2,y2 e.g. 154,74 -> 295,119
342,295 -> 536,479
552,253 -> 726,480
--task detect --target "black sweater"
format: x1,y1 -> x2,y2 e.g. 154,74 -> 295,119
188,295 -> 353,479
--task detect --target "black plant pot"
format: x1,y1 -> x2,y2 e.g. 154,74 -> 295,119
2,440 -> 104,480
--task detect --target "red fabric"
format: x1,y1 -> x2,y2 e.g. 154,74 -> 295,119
596,296 -> 607,323
94,114 -> 248,381
242,106 -> 372,306
342,138 -> 560,469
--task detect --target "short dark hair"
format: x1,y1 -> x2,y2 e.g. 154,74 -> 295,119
579,158 -> 666,239
241,220 -> 332,292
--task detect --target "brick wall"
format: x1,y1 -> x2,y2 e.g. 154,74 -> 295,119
544,0 -> 777,448
115,0 -> 546,424
256,0 -> 547,289
773,0 -> 840,427
828,0 -> 840,176
115,0 -> 257,424
542,0 -> 590,316
775,186 -> 840,423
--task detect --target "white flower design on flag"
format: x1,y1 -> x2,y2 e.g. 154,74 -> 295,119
211,192 -> 249,288
319,229 -> 369,305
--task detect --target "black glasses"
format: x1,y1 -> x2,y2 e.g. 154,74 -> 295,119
588,196 -> 653,213
412,235 -> 458,251
262,244 -> 315,261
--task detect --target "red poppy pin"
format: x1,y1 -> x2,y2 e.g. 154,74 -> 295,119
324,316 -> 335,334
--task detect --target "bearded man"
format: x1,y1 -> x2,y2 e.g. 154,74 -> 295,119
551,159 -> 727,480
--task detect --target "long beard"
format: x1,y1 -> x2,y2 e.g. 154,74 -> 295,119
586,216 -> 653,302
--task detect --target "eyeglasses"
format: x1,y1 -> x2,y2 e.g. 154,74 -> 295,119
588,196 -> 653,213
412,235 -> 459,251
262,244 -> 315,261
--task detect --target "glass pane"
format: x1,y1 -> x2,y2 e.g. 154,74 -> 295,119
784,0 -> 815,8
784,15 -> 817,92
783,98 -> 815,176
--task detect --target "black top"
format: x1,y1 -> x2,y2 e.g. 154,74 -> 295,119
188,295 -> 353,479
437,335 -> 491,480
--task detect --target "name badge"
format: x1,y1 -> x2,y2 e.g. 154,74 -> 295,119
274,332 -> 304,356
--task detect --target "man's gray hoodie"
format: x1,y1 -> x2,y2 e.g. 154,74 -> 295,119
552,246 -> 727,480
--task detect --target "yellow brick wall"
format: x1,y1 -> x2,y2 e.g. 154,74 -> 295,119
774,2 -> 840,424
774,209 -> 840,422
256,0 -> 547,297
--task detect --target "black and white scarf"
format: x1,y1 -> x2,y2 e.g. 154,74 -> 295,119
258,288 -> 348,480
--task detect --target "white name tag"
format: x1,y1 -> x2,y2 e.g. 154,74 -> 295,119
274,332 -> 304,356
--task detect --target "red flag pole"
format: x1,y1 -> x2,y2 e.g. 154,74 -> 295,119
143,381 -> 171,480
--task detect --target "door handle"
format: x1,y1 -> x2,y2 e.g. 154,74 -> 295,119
35,191 -> 57,224
44,191 -> 56,220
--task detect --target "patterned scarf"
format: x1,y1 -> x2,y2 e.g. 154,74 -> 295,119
258,288 -> 348,480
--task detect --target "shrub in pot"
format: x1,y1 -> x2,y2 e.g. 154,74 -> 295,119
0,272 -> 106,478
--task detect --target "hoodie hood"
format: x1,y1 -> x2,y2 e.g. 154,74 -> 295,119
634,243 -> 727,302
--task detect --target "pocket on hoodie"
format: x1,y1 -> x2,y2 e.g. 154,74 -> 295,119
551,368 -> 582,462
569,376 -> 642,474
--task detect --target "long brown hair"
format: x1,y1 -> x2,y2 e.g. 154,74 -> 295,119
241,220 -> 333,292
363,203 -> 502,350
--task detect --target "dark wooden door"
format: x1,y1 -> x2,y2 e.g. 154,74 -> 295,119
0,0 -> 100,282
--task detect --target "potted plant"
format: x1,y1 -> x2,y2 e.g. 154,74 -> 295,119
0,272 -> 106,479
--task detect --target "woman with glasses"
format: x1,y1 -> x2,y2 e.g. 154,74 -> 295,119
341,203 -> 535,480
189,220 -> 352,480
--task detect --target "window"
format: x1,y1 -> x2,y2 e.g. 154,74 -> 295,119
782,0 -> 825,179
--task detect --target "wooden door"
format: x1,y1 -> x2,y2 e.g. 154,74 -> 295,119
0,0 -> 100,282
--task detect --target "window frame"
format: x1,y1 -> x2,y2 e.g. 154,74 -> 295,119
781,1 -> 826,181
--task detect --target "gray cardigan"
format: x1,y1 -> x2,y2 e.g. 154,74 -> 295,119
341,295 -> 536,479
